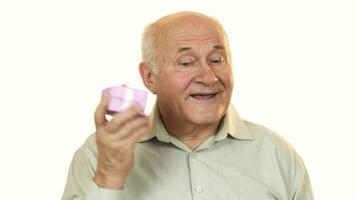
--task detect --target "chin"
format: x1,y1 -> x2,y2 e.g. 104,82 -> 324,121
188,107 -> 225,125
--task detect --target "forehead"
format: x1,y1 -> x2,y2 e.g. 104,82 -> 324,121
157,17 -> 227,51
174,31 -> 224,46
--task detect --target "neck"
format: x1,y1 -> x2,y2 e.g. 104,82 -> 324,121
162,118 -> 220,150
172,125 -> 219,150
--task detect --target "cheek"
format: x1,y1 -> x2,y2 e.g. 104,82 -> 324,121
170,73 -> 194,91
157,72 -> 193,95
177,74 -> 193,87
217,70 -> 233,88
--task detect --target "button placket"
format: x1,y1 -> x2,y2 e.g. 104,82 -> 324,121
188,152 -> 206,199
195,186 -> 203,193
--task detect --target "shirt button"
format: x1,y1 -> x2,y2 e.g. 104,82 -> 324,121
195,186 -> 203,193
191,153 -> 198,158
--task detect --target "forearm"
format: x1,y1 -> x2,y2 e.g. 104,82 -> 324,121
62,149 -> 126,200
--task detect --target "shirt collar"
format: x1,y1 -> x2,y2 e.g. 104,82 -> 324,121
214,104 -> 254,141
139,102 -> 253,143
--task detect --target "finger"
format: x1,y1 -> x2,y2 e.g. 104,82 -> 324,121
99,121 -> 151,152
109,125 -> 150,150
112,116 -> 150,140
94,90 -> 110,128
105,105 -> 142,133
97,117 -> 150,150
97,125 -> 147,150
124,125 -> 151,146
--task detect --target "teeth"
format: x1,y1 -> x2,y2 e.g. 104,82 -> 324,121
190,93 -> 217,98
191,93 -> 217,96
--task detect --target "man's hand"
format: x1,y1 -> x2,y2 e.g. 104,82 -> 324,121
92,91 -> 151,189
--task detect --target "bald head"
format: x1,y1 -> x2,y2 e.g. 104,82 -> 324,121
141,11 -> 231,74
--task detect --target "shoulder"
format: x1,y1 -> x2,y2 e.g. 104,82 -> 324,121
241,119 -> 306,172
80,133 -> 97,152
243,119 -> 295,153
75,133 -> 98,165
236,118 -> 306,170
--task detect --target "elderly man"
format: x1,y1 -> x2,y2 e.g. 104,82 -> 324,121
62,11 -> 313,200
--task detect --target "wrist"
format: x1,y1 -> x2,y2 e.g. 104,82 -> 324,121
93,171 -> 127,190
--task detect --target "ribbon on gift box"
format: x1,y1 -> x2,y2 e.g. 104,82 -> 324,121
103,85 -> 148,115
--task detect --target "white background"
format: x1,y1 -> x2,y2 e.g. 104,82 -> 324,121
0,0 -> 355,199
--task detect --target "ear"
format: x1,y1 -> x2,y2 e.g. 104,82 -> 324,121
139,62 -> 156,94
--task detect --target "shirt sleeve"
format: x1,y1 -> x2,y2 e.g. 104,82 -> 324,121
291,159 -> 314,200
62,149 -> 125,200
272,131 -> 314,200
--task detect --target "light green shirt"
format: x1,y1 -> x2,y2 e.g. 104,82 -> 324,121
62,104 -> 313,200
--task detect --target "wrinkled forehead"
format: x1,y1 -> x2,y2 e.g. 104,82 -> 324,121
155,15 -> 228,52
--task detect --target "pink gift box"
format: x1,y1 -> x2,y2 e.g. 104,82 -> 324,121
103,85 -> 148,114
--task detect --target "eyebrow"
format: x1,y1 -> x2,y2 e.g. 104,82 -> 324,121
213,44 -> 225,50
177,47 -> 192,53
177,45 -> 225,53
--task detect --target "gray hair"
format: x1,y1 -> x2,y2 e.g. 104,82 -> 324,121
141,23 -> 159,74
141,13 -> 232,75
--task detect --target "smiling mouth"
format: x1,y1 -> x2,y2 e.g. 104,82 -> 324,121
190,92 -> 219,100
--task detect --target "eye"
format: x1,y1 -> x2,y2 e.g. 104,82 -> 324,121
210,57 -> 225,64
178,56 -> 196,67
180,61 -> 193,66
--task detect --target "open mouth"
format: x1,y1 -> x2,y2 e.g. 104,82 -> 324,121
190,92 -> 219,100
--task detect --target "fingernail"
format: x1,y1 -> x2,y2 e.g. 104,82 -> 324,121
132,105 -> 140,111
101,90 -> 110,98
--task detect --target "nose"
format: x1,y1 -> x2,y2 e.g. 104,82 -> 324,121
195,61 -> 218,86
